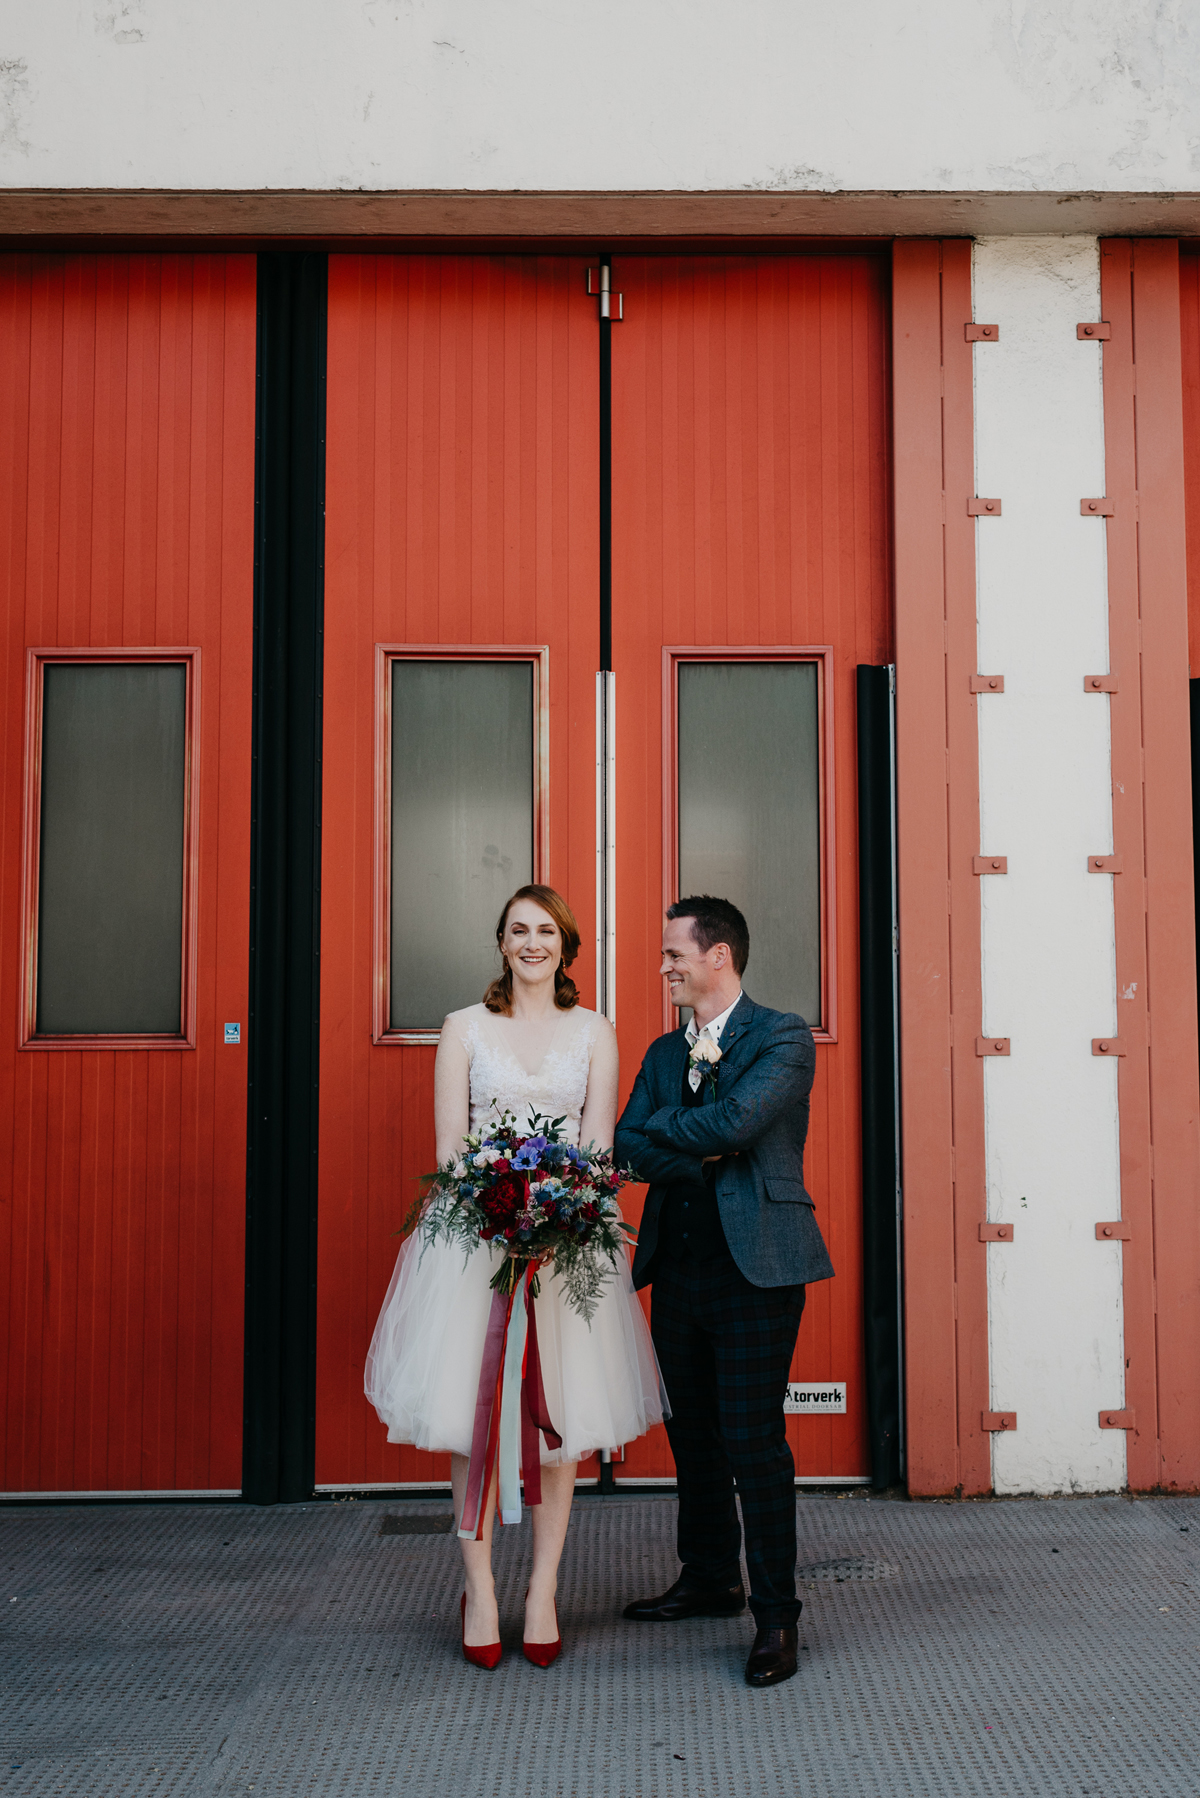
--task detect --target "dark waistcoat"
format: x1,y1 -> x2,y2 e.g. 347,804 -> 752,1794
654,1059 -> 732,1265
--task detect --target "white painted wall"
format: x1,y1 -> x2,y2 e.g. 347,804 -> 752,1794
972,237 -> 1125,1494
2,1 -> 1199,193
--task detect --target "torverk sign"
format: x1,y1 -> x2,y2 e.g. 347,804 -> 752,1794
785,1382 -> 847,1415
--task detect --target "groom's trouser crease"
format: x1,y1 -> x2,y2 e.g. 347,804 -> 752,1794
650,1256 -> 806,1630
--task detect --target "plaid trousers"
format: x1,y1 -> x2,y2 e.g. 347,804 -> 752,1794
651,1251 -> 806,1629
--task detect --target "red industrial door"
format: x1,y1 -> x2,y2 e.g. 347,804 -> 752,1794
611,254 -> 892,1484
315,251 -> 889,1493
315,255 -> 601,1489
0,255 -> 256,1495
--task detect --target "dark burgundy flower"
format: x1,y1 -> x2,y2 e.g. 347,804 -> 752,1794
480,1171 -> 525,1228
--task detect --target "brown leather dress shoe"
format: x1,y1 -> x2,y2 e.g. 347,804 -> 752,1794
622,1575 -> 747,1622
745,1625 -> 799,1686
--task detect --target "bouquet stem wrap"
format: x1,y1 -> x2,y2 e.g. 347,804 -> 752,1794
458,1261 -> 562,1540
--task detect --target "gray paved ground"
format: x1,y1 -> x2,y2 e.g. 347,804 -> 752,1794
1,1490 -> 1198,1797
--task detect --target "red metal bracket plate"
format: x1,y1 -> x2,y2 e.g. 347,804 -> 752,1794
968,497 -> 1002,516
1092,1038 -> 1126,1057
982,1412 -> 1017,1432
1088,856 -> 1122,874
976,1037 -> 1011,1056
966,323 -> 1000,342
1077,322 -> 1112,341
1095,1221 -> 1132,1241
973,855 -> 1008,875
969,674 -> 1005,694
979,1223 -> 1014,1242
1084,674 -> 1118,693
1099,1410 -> 1135,1430
1081,497 -> 1115,517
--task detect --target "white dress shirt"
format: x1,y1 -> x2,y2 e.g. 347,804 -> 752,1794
685,991 -> 743,1091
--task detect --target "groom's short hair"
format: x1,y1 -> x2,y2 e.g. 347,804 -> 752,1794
667,896 -> 750,976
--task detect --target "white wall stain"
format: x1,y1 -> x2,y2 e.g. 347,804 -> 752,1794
0,58 -> 30,157
94,2 -> 147,46
743,164 -> 840,193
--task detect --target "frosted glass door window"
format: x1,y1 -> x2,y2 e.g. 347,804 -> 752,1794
37,662 -> 187,1035
390,660 -> 534,1030
677,661 -> 821,1025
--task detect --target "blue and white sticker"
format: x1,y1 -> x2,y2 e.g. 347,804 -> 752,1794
785,1382 -> 846,1415
224,1022 -> 241,1045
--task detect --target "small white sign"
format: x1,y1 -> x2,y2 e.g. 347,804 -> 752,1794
785,1382 -> 846,1415
224,1022 -> 241,1045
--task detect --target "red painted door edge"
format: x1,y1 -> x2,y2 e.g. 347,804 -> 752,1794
892,241 -> 991,1497
1105,240 -> 1200,1490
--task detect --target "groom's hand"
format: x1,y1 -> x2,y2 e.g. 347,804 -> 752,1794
614,1061 -> 710,1186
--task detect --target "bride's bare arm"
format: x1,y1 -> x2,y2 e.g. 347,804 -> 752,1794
433,1020 -> 471,1165
578,1016 -> 619,1152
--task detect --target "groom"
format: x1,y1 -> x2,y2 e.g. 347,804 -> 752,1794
614,896 -> 834,1688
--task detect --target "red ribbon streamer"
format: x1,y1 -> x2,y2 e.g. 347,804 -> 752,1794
459,1265 -> 562,1540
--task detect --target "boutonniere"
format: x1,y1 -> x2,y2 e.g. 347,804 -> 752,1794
688,1035 -> 722,1094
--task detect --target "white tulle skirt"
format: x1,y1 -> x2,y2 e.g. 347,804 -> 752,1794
365,1228 -> 668,1465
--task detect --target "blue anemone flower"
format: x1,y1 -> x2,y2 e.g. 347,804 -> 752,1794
512,1137 -> 548,1169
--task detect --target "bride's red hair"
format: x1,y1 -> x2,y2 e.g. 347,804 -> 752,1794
483,884 -> 582,1015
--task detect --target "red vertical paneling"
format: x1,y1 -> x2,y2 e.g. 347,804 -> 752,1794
892,242 -> 989,1498
611,254 -> 892,1482
0,255 -> 255,1494
1135,243 -> 1200,1490
1107,241 -> 1200,1490
317,256 -> 600,1489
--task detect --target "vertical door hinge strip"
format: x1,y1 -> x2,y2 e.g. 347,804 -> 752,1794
587,267 -> 624,321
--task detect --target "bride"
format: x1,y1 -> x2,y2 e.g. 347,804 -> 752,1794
365,884 -> 666,1668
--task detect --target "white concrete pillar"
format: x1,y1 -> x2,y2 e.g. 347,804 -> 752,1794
972,236 -> 1126,1493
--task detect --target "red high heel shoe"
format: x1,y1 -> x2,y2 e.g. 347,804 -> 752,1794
460,1593 -> 502,1670
522,1592 -> 562,1668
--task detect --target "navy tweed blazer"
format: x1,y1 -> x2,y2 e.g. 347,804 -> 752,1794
614,992 -> 836,1291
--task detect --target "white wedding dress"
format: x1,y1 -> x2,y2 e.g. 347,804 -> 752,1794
364,1002 -> 667,1464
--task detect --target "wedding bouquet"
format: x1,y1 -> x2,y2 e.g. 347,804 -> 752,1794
405,1111 -> 635,1323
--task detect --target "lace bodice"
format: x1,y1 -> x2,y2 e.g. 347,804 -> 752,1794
448,1003 -> 602,1146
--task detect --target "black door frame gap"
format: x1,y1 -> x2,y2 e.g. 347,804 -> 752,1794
598,252 -> 613,675
243,253 -> 328,1505
856,664 -> 904,1490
